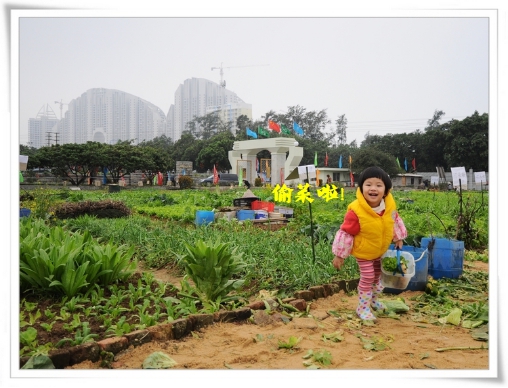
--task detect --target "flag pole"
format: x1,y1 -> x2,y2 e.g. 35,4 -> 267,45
306,166 -> 316,265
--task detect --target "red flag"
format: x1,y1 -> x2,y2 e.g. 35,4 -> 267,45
213,164 -> 219,184
350,171 -> 354,186
268,120 -> 281,133
412,158 -> 416,170
325,152 -> 329,167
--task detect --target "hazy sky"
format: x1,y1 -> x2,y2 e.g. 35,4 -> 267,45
15,10 -> 491,146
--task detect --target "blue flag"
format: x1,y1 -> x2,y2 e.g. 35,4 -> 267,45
246,127 -> 258,139
404,158 -> 408,171
339,155 -> 343,168
293,121 -> 304,136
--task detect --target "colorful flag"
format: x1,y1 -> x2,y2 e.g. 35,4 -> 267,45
350,171 -> 354,186
396,157 -> 401,169
281,124 -> 292,135
258,126 -> 270,137
293,121 -> 304,136
339,155 -> 343,168
404,158 -> 408,171
238,168 -> 243,186
314,151 -> 318,166
19,171 -> 24,182
268,120 -> 281,133
325,152 -> 329,167
412,158 -> 416,170
213,164 -> 219,184
349,155 -> 352,167
246,127 -> 258,139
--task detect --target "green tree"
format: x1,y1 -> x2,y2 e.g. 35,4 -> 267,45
138,135 -> 175,172
19,145 -> 40,169
349,147 -> 399,178
443,111 -> 488,171
196,131 -> 235,172
186,112 -> 232,140
426,109 -> 446,129
35,142 -> 105,186
235,114 -> 251,139
334,114 -> 348,146
105,142 -> 144,182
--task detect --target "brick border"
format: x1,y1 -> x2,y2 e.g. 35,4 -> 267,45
19,278 -> 359,369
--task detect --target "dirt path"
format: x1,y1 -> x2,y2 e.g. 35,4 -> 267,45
67,287 -> 489,371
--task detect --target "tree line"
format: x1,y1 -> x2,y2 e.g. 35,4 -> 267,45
20,107 -> 488,185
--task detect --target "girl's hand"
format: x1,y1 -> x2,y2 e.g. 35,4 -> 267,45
394,240 -> 403,249
333,256 -> 345,270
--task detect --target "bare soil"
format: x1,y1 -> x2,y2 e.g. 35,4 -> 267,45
66,261 -> 490,370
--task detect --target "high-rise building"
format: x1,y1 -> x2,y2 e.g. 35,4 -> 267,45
57,88 -> 166,147
167,78 -> 252,141
28,104 -> 59,148
27,81 -> 252,148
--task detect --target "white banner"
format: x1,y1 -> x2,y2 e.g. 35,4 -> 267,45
474,171 -> 487,184
298,165 -> 316,181
430,176 -> 439,185
450,167 -> 468,190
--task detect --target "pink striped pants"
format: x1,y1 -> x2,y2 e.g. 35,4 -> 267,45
356,257 -> 382,292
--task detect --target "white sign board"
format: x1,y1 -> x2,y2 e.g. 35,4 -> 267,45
450,167 -> 468,190
474,171 -> 487,184
19,155 -> 28,171
430,176 -> 439,185
298,165 -> 316,181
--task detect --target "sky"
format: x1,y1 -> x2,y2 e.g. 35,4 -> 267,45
14,8 -> 492,147
2,0 -> 507,385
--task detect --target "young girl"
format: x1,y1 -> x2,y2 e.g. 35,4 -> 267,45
332,166 -> 407,321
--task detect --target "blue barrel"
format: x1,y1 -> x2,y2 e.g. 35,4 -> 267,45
383,245 -> 429,294
421,237 -> 464,279
195,210 -> 215,226
237,210 -> 255,221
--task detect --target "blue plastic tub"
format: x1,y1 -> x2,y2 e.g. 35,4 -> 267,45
195,210 -> 215,226
237,210 -> 255,221
421,237 -> 464,279
383,245 -> 429,294
20,208 -> 31,218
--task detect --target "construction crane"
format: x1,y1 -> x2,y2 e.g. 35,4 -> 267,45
54,99 -> 69,120
211,62 -> 269,88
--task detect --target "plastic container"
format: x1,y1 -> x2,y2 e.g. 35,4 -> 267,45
195,210 -> 215,226
237,209 -> 255,221
20,208 -> 31,218
254,210 -> 268,219
421,237 -> 464,279
383,245 -> 428,294
275,206 -> 294,219
251,201 -> 275,212
380,250 -> 415,290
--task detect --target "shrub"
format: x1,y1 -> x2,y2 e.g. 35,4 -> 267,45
53,200 -> 131,219
178,175 -> 193,189
254,177 -> 262,187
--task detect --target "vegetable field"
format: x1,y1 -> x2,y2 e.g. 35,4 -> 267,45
18,186 -> 490,369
